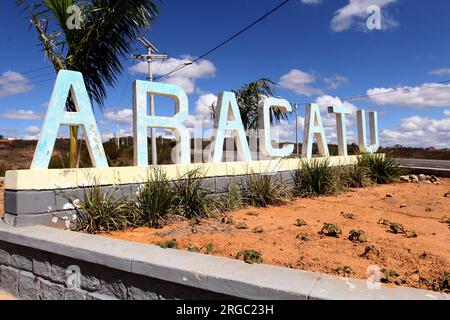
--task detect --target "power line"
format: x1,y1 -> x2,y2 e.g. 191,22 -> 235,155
15,65 -> 53,75
154,0 -> 291,81
4,71 -> 56,86
3,77 -> 56,91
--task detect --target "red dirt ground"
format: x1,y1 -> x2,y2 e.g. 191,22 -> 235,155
105,180 -> 450,292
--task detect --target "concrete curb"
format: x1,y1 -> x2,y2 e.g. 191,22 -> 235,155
0,223 -> 448,300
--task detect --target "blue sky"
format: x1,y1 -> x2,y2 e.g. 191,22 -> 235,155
1,0 -> 450,148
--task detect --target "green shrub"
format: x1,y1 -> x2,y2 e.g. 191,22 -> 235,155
357,153 -> 403,184
157,239 -> 179,249
243,172 -> 291,207
236,250 -> 263,264
294,158 -> 338,196
135,168 -> 177,228
220,179 -> 243,212
172,169 -> 218,219
67,181 -> 137,234
338,164 -> 372,188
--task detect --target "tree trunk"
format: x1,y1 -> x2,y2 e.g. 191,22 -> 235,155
69,126 -> 78,168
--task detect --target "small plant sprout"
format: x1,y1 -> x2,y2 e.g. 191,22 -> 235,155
360,245 -> 381,259
320,223 -> 342,238
253,226 -> 264,233
341,212 -> 356,220
157,239 -> 179,249
297,233 -> 310,241
294,219 -> 307,227
235,222 -> 249,230
381,269 -> 399,283
334,266 -> 355,278
236,250 -> 263,264
348,230 -> 368,243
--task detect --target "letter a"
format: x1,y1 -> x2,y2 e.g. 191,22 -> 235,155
31,70 -> 108,169
209,92 -> 251,163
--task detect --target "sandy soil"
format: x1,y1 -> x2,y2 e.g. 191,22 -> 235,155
105,180 -> 450,292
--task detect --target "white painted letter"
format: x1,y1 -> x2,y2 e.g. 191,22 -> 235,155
357,110 -> 379,153
258,97 -> 294,158
209,92 -> 251,163
302,103 -> 329,158
328,105 -> 352,156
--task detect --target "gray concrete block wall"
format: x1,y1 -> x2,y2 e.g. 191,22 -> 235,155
0,240 -> 234,300
3,170 -> 298,227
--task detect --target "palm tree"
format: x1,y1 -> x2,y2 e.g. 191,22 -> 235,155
16,0 -> 160,167
232,78 -> 288,131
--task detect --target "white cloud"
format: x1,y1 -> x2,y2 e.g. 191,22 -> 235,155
184,93 -> 217,137
0,71 -> 35,97
323,74 -> 348,89
129,56 -> 216,94
429,68 -> 450,76
22,125 -> 41,140
331,0 -> 398,32
279,69 -> 323,96
103,109 -> 133,125
380,110 -> 450,148
26,125 -> 40,135
367,83 -> 450,108
2,109 -> 43,120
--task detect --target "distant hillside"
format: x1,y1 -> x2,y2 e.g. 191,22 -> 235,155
0,138 -> 449,176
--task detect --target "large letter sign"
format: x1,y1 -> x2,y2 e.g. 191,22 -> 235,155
133,81 -> 191,166
357,110 -> 379,153
209,92 -> 252,163
30,70 -> 382,170
302,103 -> 329,158
258,97 -> 294,158
328,105 -> 352,156
31,70 -> 108,169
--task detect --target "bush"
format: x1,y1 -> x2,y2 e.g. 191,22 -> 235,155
172,169 -> 218,219
220,179 -> 244,212
67,181 -> 137,234
243,172 -> 291,207
338,164 -> 372,189
357,153 -> 403,184
135,168 -> 177,228
294,158 -> 339,196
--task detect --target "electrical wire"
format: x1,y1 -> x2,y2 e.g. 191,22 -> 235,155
154,0 -> 292,81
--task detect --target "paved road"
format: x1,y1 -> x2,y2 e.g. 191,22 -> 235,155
395,158 -> 450,170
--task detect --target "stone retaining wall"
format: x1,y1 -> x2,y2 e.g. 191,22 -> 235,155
3,157 -> 357,227
0,223 -> 448,300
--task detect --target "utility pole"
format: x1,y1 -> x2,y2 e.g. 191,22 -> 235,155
293,103 -> 300,156
132,37 -> 167,165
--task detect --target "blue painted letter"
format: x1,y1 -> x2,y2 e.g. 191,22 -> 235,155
133,81 -> 190,166
31,70 -> 108,169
